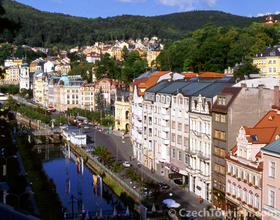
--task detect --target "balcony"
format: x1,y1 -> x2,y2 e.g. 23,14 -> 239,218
196,151 -> 210,160
162,138 -> 169,145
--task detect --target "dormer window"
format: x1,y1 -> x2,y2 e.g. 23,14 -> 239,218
251,135 -> 258,142
156,95 -> 160,102
161,96 -> 165,103
218,97 -> 226,105
270,51 -> 276,56
166,96 -> 170,104
173,97 -> 176,105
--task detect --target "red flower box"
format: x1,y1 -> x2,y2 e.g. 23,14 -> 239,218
237,178 -> 241,181
248,183 -> 252,186
254,208 -> 258,211
243,180 -> 247,183
242,201 -> 246,205
254,186 -> 259,189
237,198 -> 241,201
232,195 -> 236,198
226,193 -> 231,196
248,205 -> 252,208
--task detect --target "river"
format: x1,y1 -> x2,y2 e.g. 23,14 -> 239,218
38,146 -> 124,216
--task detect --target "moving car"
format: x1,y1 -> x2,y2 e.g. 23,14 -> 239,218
158,182 -> 170,189
123,161 -> 131,168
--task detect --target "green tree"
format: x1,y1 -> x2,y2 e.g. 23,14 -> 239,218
234,62 -> 260,77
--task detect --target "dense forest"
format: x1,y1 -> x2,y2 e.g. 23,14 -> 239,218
156,22 -> 280,73
1,0 -> 280,47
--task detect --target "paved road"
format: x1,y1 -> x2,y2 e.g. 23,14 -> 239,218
84,126 -> 222,220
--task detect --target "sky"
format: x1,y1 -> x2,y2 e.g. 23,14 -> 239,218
15,0 -> 280,19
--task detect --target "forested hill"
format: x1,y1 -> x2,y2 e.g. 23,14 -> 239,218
1,0 -> 280,47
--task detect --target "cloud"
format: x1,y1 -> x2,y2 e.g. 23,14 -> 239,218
257,12 -> 271,17
248,14 -> 252,18
157,0 -> 217,11
115,0 -> 146,2
275,11 -> 280,15
52,0 -> 62,3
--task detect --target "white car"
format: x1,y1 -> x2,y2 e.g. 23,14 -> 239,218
123,161 -> 131,168
83,126 -> 90,129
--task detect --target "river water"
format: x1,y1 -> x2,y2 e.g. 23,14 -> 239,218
38,146 -> 123,216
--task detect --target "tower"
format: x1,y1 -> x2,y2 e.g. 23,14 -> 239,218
19,57 -> 30,92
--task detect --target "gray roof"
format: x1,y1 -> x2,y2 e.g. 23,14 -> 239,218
193,82 -> 234,98
157,81 -> 191,94
145,80 -> 171,93
255,46 -> 280,58
261,138 -> 280,155
178,82 -> 212,96
135,68 -> 159,80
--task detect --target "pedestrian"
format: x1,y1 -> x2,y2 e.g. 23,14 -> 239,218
199,196 -> 203,204
151,167 -> 153,173
130,156 -> 131,161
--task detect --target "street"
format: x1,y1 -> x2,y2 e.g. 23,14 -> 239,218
84,126 -> 222,220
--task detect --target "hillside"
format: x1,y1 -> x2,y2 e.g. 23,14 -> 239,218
1,0 -> 279,47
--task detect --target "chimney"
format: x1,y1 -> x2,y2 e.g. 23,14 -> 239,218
274,86 -> 279,106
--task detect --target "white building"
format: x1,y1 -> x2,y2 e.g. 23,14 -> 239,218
86,52 -> 101,63
19,57 -> 31,92
62,126 -> 87,146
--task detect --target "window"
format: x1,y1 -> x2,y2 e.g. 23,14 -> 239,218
172,149 -> 175,158
184,124 -> 188,133
249,194 -> 253,206
185,154 -> 188,164
249,173 -> 253,184
178,123 -> 182,131
255,177 -> 259,187
269,67 -> 272,73
269,161 -> 276,178
184,98 -> 188,107
178,110 -> 182,118
177,135 -> 182,145
238,169 -> 242,178
161,96 -> 165,103
255,197 -> 259,209
179,97 -> 183,105
244,191 -> 247,203
228,183 -> 231,194
228,164 -> 231,173
233,167 -> 236,176
173,97 -> 176,104
273,67 -> 277,73
220,149 -> 225,157
184,137 -> 188,146
214,130 -> 220,139
215,113 -> 220,122
167,97 -> 170,104
156,95 -> 160,102
172,121 -> 175,129
233,186 -> 236,196
273,60 -> 276,64
220,166 -> 225,175
178,151 -> 182,161
214,146 -> 220,156
269,189 -> 275,207
238,187 -> 241,198
220,131 -> 226,140
171,133 -> 175,142
214,163 -> 219,172
214,179 -> 217,188
243,171 -> 247,181
221,115 -> 226,123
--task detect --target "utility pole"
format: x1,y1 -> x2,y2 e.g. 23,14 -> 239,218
68,195 -> 76,220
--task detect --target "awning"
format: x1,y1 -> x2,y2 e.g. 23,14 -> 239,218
179,169 -> 188,176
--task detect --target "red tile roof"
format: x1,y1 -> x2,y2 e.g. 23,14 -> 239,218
199,72 -> 227,77
130,77 -> 148,85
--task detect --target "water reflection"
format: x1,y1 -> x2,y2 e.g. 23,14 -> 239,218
38,145 -> 123,215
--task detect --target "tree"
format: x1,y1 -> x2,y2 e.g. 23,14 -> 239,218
95,87 -> 106,112
4,96 -> 18,110
234,62 -> 260,77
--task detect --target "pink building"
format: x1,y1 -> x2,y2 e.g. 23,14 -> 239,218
261,106 -> 280,220
225,109 -> 280,220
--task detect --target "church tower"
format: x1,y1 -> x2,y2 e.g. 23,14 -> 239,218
19,56 -> 30,92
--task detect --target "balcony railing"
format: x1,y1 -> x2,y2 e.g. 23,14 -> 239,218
196,151 -> 210,160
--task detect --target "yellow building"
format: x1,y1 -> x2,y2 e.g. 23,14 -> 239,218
253,45 -> 280,78
13,58 -> 22,67
9,66 -> 20,81
115,95 -> 130,132
147,48 -> 161,67
111,47 -> 122,61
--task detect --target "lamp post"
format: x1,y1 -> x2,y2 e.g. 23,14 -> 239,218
7,191 -> 34,208
0,155 -> 18,181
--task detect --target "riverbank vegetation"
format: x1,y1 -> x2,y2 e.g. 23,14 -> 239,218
16,133 -> 64,219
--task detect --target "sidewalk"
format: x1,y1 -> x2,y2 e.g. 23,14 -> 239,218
106,132 -> 219,220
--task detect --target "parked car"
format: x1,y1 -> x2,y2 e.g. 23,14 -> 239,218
141,188 -> 152,196
158,182 -> 170,189
123,161 -> 131,168
83,126 -> 90,129
77,125 -> 81,129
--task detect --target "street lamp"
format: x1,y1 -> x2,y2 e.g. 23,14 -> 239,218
0,155 -> 18,181
7,191 -> 34,208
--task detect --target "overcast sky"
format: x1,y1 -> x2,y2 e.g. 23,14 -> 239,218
15,0 -> 280,19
